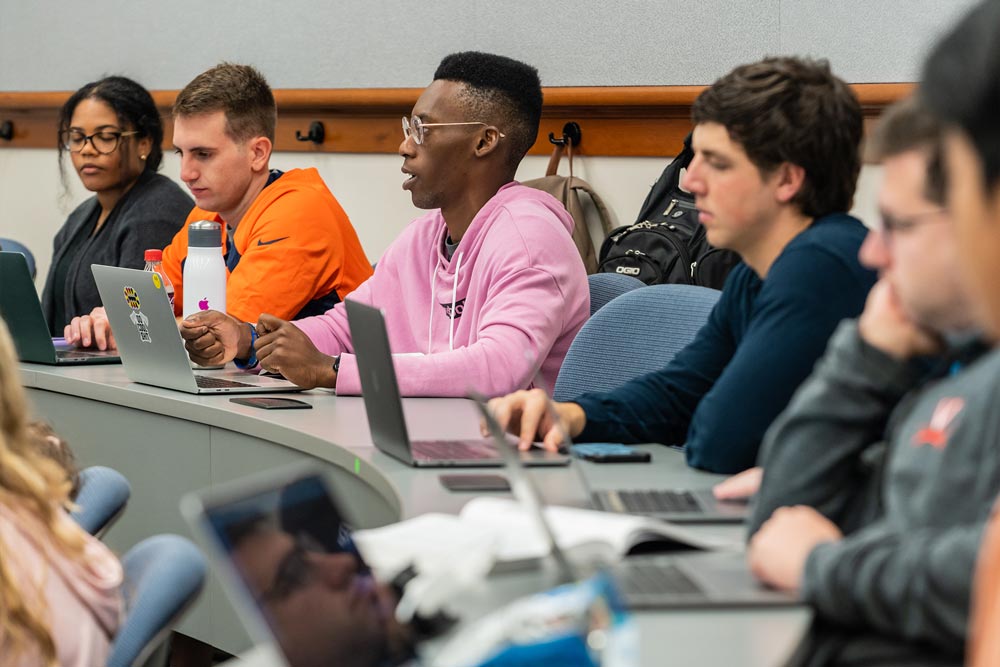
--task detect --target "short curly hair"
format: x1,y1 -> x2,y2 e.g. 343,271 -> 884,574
434,51 -> 543,170
692,57 -> 863,219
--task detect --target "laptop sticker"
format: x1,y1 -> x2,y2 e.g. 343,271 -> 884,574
123,285 -> 152,343
151,273 -> 162,290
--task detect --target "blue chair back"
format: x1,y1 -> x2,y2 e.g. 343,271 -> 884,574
107,534 -> 207,667
0,238 -> 36,280
70,466 -> 131,538
587,272 -> 646,316
554,284 -> 721,401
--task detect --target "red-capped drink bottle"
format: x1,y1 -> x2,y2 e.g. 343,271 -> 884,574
143,249 -> 175,310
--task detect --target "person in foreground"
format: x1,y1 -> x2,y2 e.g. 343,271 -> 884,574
0,319 -> 123,666
43,75 -> 192,337
746,96 -> 998,654
917,1 -> 1000,664
66,62 -> 372,349
489,56 -> 876,473
181,52 -> 589,397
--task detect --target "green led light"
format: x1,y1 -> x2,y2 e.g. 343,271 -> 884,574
354,457 -> 361,474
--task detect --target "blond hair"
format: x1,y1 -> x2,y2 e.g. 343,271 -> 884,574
0,318 -> 86,665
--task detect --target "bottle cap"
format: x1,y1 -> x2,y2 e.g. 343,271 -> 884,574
188,220 -> 223,248
144,249 -> 163,262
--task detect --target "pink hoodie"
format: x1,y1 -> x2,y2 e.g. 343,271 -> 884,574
294,182 -> 589,397
0,503 -> 123,667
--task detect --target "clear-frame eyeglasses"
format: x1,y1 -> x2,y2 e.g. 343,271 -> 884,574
401,116 -> 505,145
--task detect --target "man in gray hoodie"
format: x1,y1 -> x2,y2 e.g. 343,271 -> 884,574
745,96 -> 1000,652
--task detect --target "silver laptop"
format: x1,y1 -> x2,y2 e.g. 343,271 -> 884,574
0,251 -> 119,365
92,264 -> 302,394
345,299 -> 569,468
474,396 -> 797,610
588,486 -> 748,524
181,462 -> 414,667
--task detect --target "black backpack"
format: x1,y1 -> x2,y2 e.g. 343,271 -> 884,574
597,133 -> 741,288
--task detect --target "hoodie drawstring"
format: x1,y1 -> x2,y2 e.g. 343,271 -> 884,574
449,251 -> 463,352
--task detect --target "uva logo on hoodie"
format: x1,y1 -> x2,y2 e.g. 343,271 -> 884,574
441,298 -> 466,320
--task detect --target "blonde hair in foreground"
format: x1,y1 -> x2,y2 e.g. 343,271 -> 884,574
0,318 -> 86,664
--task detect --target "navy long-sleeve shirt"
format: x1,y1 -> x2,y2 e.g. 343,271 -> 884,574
573,213 -> 876,473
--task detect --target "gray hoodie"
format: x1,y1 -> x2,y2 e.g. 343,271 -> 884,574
751,320 -> 1000,650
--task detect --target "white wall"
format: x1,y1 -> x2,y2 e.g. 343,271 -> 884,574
0,1 -> 977,90
0,148 -> 882,293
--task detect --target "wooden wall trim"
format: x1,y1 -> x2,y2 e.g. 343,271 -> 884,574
0,83 -> 915,157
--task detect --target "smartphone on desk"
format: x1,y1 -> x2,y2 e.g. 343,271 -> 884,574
229,397 -> 313,410
571,443 -> 651,463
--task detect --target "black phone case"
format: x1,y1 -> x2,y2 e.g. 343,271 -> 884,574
229,397 -> 313,410
438,474 -> 511,492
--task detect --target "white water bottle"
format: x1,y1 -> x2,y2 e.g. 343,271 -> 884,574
143,249 -> 175,310
182,220 -> 227,319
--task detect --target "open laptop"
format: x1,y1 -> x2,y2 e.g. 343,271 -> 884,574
182,462 -> 414,667
0,251 -> 119,365
474,396 -> 797,610
588,485 -> 748,524
345,299 -> 569,468
92,264 -> 301,394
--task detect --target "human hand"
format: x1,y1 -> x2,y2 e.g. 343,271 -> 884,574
180,310 -> 247,366
748,505 -> 843,593
713,466 -> 763,501
858,279 -> 943,360
485,388 -> 585,452
255,313 -> 337,389
64,307 -> 116,350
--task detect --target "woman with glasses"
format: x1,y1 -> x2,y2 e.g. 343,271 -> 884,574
40,76 -> 192,335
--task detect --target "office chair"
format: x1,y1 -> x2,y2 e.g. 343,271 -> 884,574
553,284 -> 721,401
107,534 -> 208,667
0,238 -> 36,280
70,466 -> 131,538
587,272 -> 646,316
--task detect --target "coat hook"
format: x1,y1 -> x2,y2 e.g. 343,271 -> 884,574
547,121 -> 581,148
0,120 -> 13,141
295,121 -> 325,145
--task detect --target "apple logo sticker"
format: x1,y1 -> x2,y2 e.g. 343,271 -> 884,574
199,297 -> 209,311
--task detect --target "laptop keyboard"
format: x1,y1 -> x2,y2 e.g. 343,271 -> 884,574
618,561 -> 703,596
57,350 -> 114,360
593,489 -> 701,514
195,375 -> 259,389
412,439 -> 497,460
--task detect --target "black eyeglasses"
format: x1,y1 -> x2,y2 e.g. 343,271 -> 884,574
878,208 -> 947,237
60,129 -> 138,155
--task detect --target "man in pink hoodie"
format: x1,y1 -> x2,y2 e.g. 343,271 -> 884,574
181,52 -> 589,397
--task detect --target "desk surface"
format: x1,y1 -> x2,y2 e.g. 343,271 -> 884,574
20,362 -> 811,666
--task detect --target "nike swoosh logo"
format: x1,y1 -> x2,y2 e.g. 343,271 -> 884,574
257,236 -> 290,246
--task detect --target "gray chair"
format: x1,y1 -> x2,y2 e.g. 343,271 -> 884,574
70,466 -> 131,538
0,239 -> 36,280
587,272 -> 646,316
107,534 -> 207,667
554,284 -> 721,401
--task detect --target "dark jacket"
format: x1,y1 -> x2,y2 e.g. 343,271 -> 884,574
41,171 -> 192,333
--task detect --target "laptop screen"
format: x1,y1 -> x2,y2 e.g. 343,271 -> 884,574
198,472 -> 413,667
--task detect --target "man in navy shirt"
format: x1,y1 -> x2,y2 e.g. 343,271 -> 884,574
489,56 -> 876,474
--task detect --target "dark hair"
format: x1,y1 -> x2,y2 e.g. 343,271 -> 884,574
173,62 -> 276,143
58,75 -> 164,172
867,97 -> 947,206
921,0 -> 1000,190
434,51 -> 543,171
692,57 -> 863,218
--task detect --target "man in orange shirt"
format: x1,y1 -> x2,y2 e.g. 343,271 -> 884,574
66,62 -> 371,349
